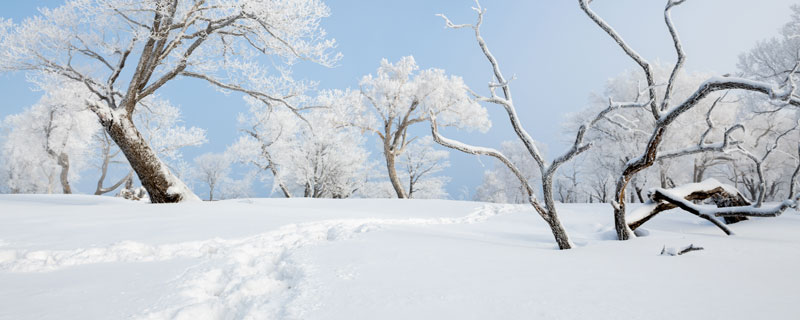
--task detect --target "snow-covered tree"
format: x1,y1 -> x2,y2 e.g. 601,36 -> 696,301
398,136 -> 450,199
728,110 -> 798,205
93,95 -> 206,196
735,5 -> 800,201
578,0 -> 800,240
564,65 -> 742,203
230,89 -> 374,198
193,152 -> 230,201
353,56 -> 490,199
474,141 -> 541,204
432,4 -> 637,249
0,0 -> 338,202
0,79 -> 98,194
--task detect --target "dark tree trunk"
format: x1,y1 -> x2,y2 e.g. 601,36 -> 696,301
103,114 -> 196,203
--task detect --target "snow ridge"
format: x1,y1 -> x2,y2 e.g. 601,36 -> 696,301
0,204 -> 514,319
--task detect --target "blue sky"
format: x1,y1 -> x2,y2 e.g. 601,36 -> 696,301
1,0 -> 797,199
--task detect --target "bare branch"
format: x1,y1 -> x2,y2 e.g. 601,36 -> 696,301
429,114 -> 549,221
661,0 -> 688,111
579,0 -> 660,119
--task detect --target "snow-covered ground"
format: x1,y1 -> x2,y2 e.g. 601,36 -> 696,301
0,195 -> 798,319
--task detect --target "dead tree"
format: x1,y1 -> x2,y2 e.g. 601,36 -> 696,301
433,2 -> 647,249
579,0 -> 800,240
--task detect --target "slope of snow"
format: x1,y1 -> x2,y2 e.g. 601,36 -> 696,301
0,195 -> 798,319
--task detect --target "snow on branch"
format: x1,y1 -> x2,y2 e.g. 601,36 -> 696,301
429,114 -> 549,220
629,178 -> 800,236
437,1 -> 546,171
582,0 -> 800,240
656,94 -> 744,162
733,120 -> 799,206
660,0 -> 687,112
660,244 -> 703,256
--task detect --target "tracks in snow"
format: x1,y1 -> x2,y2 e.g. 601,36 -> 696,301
0,204 -> 515,319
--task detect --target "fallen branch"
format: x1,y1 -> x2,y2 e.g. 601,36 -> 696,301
628,179 -> 750,231
661,244 -> 704,256
633,179 -> 800,236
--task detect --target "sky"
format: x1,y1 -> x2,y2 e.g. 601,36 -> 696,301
0,0 -> 797,199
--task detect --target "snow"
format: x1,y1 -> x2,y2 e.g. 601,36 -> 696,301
628,178 -> 740,222
1,195 -> 799,319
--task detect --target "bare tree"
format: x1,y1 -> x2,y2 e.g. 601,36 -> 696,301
433,3 -> 647,249
734,122 -> 798,206
578,0 -> 800,240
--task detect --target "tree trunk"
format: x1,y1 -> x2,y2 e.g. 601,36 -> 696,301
635,186 -> 645,203
546,214 -> 572,250
384,150 -> 407,199
56,153 -> 71,194
542,177 -> 573,250
104,113 -> 199,203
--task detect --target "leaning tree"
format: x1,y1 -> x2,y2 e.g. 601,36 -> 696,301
0,0 -> 338,202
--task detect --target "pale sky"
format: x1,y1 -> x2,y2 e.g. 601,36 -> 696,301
1,0 -> 797,199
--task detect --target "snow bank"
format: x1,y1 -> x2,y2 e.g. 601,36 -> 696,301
0,195 -> 798,320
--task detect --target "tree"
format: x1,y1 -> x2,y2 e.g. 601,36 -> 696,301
0,79 -> 98,194
0,0 -> 338,202
398,136 -> 450,199
432,3 -> 643,249
737,4 -> 800,202
193,152 -> 230,201
354,56 -> 490,199
229,89 -> 374,198
578,0 -> 800,240
93,95 -> 206,195
730,114 -> 798,206
565,65 -> 743,203
474,141 -> 542,204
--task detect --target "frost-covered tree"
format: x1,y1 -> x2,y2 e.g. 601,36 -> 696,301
727,111 -> 798,205
230,90 -> 373,198
432,3 -> 643,249
353,56 -> 490,199
735,4 -> 800,201
474,141 -> 541,204
398,136 -> 450,199
92,130 -> 133,195
0,79 -> 98,194
565,65 -> 742,203
579,0 -> 800,240
0,0 -> 338,202
193,152 -> 229,201
93,95 -> 206,195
